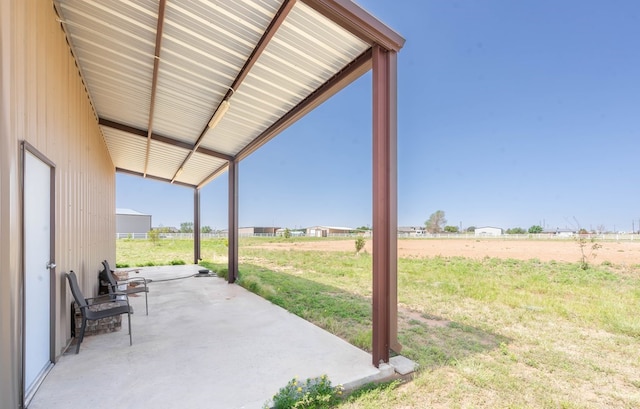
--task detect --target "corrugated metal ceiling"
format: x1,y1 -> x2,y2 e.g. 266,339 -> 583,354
53,0 -> 402,188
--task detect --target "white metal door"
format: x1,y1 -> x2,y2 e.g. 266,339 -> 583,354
24,149 -> 53,399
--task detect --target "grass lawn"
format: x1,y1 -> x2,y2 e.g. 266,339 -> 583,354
117,237 -> 640,408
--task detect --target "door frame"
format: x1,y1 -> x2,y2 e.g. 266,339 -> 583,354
20,141 -> 56,406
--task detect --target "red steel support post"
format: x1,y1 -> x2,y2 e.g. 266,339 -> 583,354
228,160 -> 239,283
372,45 -> 399,366
194,188 -> 201,264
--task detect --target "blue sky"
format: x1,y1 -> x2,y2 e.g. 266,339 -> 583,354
117,0 -> 640,233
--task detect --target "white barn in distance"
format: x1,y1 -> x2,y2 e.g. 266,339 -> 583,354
116,208 -> 152,235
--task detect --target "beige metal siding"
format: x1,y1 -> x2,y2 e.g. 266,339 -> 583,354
1,1 -> 116,405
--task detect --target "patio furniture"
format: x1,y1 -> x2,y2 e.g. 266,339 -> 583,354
100,260 -> 150,315
65,271 -> 133,354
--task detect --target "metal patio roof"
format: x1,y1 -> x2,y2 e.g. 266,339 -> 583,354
53,0 -> 404,188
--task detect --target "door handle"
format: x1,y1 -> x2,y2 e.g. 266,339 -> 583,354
46,262 -> 56,269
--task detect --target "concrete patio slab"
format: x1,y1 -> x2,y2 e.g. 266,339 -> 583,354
29,265 -> 403,409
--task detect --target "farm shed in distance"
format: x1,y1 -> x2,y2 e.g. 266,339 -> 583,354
306,226 -> 355,237
544,228 -> 575,237
238,227 -> 280,237
116,208 -> 152,235
276,228 -> 306,236
475,226 -> 503,236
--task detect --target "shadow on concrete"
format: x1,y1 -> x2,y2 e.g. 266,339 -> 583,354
219,261 -> 510,374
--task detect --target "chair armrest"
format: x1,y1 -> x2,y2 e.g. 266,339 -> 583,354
85,292 -> 130,306
117,277 -> 149,285
111,268 -> 141,276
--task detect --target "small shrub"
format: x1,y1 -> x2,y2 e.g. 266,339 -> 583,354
148,229 -> 160,245
575,235 -> 602,270
170,259 -> 186,265
284,228 -> 292,239
355,237 -> 366,254
115,263 -> 130,268
266,375 -> 343,409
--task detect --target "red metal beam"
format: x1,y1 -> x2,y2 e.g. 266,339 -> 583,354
236,48 -> 372,161
301,0 -> 405,52
171,0 -> 297,183
371,45 -> 399,366
143,0 -> 167,177
228,160 -> 239,283
99,118 -> 233,161
197,163 -> 229,190
223,0 -> 297,102
115,168 -> 196,189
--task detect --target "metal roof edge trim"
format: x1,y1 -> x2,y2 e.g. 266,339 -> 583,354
52,1 -> 101,123
53,1 -> 114,167
301,0 -> 405,51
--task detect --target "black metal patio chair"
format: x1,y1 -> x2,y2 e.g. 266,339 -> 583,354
65,270 -> 133,354
100,260 -> 150,315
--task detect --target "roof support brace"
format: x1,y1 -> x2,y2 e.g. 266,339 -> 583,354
228,160 -> 239,283
144,0 -> 167,177
371,45 -> 400,367
194,188 -> 201,264
171,0 -> 296,184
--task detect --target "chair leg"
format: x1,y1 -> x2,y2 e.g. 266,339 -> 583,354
144,291 -> 148,315
76,317 -> 87,354
127,311 -> 132,346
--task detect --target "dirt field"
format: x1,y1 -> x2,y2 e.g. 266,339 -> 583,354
254,238 -> 640,265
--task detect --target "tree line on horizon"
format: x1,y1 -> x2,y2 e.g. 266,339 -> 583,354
426,210 -> 545,235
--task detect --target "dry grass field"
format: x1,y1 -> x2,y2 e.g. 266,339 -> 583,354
239,238 -> 640,408
254,237 -> 640,265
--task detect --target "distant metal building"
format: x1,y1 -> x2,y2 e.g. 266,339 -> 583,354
116,208 -> 152,235
306,226 -> 355,237
238,227 -> 280,237
475,226 -> 503,236
398,226 -> 426,237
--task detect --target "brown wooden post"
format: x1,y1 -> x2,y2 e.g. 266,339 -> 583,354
372,45 -> 400,367
228,160 -> 238,283
194,188 -> 201,264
